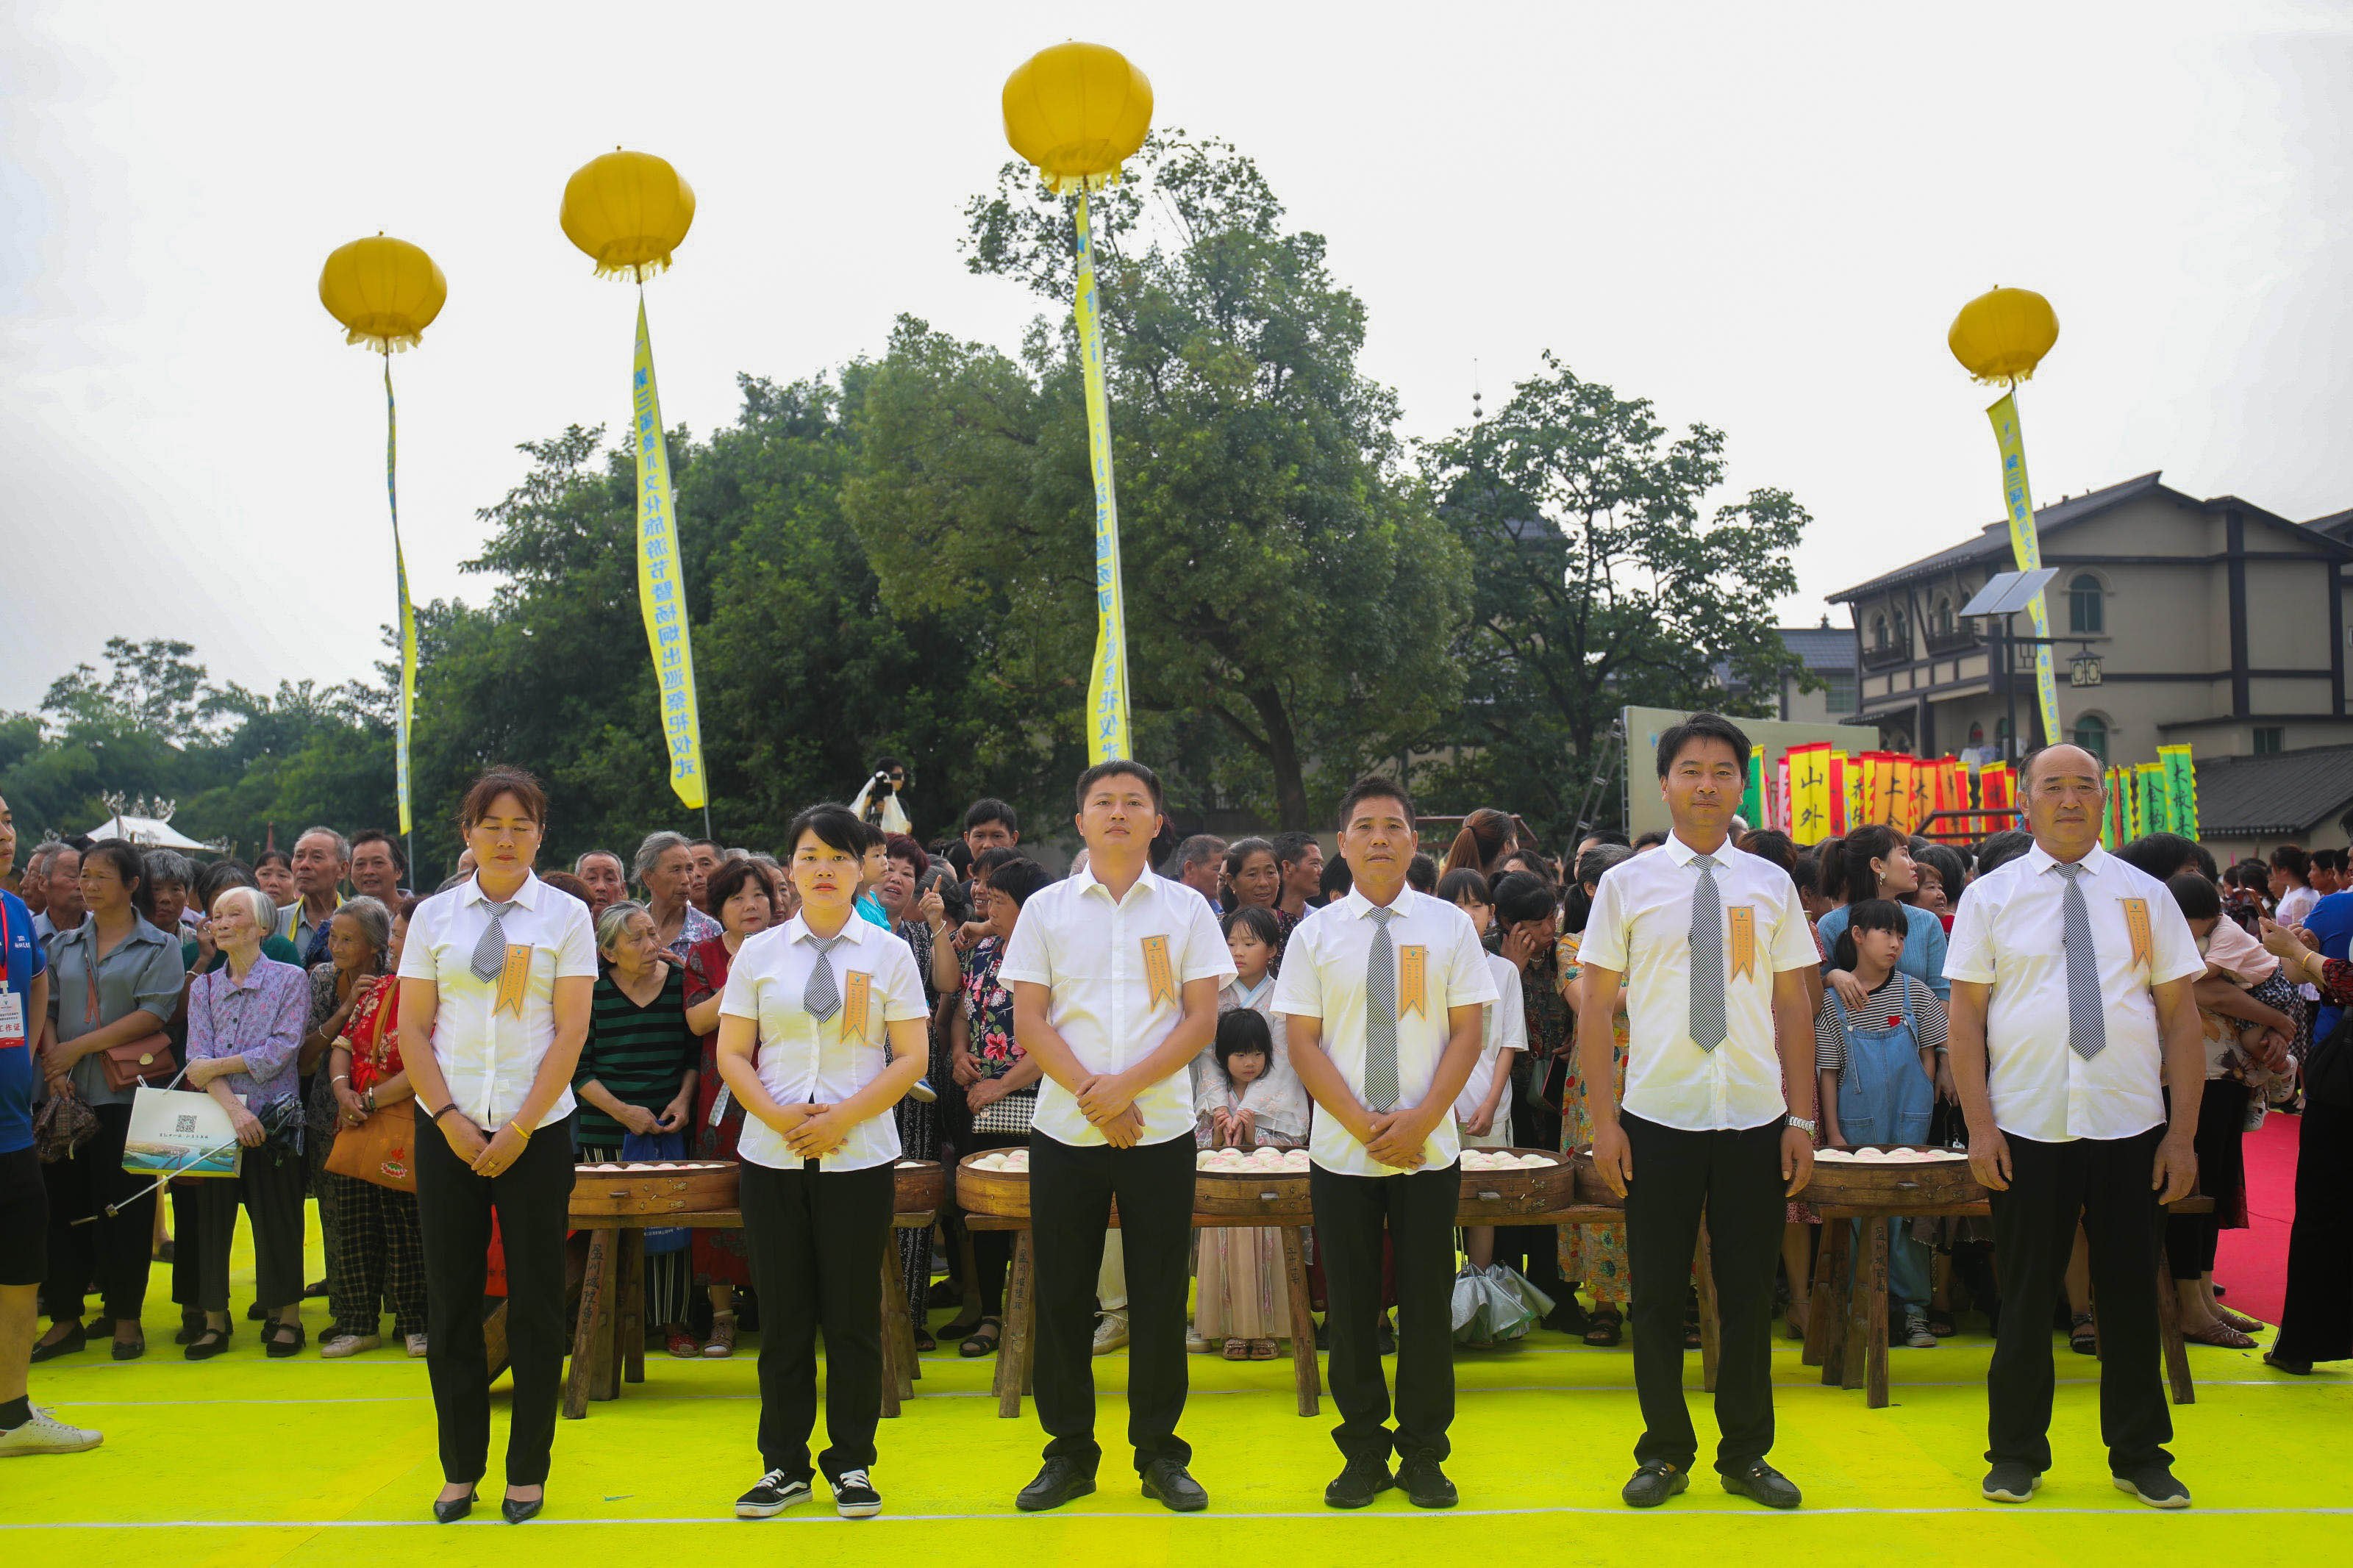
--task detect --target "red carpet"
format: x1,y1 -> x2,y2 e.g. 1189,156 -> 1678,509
2214,1109 -> 2298,1323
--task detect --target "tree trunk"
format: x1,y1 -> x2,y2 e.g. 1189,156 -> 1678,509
1249,683 -> 1312,831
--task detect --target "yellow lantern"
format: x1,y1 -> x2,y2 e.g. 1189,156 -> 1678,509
560,149 -> 696,281
1001,42 -> 1153,193
1947,285 -> 2059,385
317,235 -> 446,353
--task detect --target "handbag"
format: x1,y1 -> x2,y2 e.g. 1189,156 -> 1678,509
122,1081 -> 243,1179
91,962 -> 175,1092
970,1083 -> 1038,1136
324,1099 -> 418,1192
32,1086 -> 99,1164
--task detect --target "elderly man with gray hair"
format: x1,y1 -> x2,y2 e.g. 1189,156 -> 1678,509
277,826 -> 351,967
635,831 -> 720,959
1163,834 -> 1227,907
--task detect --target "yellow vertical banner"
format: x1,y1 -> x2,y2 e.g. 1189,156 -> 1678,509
1789,742 -> 1831,845
632,298 -> 707,809
382,359 -> 417,839
1073,188 -> 1132,764
1987,393 -> 2063,748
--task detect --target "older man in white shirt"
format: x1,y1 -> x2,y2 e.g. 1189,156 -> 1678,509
1946,743 -> 2205,1511
1001,761 -> 1232,1516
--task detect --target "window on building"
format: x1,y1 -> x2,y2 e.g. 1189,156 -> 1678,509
1891,610 -> 1909,652
1821,673 -> 1857,714
2073,713 -> 2108,763
2068,573 -> 2104,634
1933,596 -> 1954,637
1871,612 -> 1889,652
2255,726 -> 2285,756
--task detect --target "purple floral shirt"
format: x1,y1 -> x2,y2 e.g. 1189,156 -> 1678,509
185,956 -> 310,1116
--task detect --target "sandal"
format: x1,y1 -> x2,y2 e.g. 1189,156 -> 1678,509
1585,1311 -> 1623,1347
2215,1306 -> 2265,1335
702,1311 -> 738,1359
913,1325 -> 936,1353
1222,1337 -> 1249,1360
2068,1311 -> 2098,1355
1249,1338 -> 1278,1360
1925,1307 -> 1958,1339
2182,1321 -> 2257,1350
263,1320 -> 306,1358
2264,1351 -> 2314,1375
959,1316 -> 1001,1358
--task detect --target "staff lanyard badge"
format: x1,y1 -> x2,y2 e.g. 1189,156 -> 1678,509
0,901 -> 22,1051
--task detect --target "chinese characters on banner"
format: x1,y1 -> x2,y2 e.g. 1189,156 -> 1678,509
632,298 -> 707,810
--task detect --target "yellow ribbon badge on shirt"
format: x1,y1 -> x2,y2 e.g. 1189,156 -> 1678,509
843,971 -> 872,1039
494,945 -> 531,1017
1728,908 -> 1757,981
1140,935 -> 1177,1009
2121,898 -> 2153,970
1399,945 -> 1428,1018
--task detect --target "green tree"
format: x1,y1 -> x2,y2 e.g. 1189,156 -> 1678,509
1419,355 -> 1812,843
847,133 -> 1470,829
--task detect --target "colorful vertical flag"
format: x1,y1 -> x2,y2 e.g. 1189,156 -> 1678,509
2158,744 -> 2199,840
1789,742 -> 1832,845
632,298 -> 707,809
1987,393 -> 2064,748
382,358 -> 416,840
1740,744 -> 1765,828
1072,188 -> 1132,764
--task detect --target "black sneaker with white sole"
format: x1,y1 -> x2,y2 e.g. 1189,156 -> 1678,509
2112,1462 -> 2190,1509
1981,1462 -> 2041,1503
832,1469 -> 882,1518
736,1469 -> 814,1518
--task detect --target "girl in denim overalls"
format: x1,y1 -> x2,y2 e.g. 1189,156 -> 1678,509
1815,899 -> 1946,1346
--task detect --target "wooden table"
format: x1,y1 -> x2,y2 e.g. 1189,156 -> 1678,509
562,1162 -> 945,1420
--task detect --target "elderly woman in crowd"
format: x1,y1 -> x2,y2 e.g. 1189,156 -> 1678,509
33,842 -> 184,1364
576,900 -> 701,1358
636,831 -> 721,960
1221,837 -> 1280,917
181,885 -> 313,1358
323,894 -> 430,1357
140,850 -> 201,939
254,848 -> 298,909
304,898 -> 401,1356
682,858 -> 775,1356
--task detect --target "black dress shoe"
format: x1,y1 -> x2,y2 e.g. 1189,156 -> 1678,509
1720,1461 -> 1802,1509
246,1302 -> 266,1321
501,1492 -> 544,1524
1324,1456 -> 1395,1508
304,1279 -> 330,1299
185,1328 -> 232,1361
1015,1457 -> 1096,1513
1621,1461 -> 1689,1508
1140,1458 -> 1207,1513
29,1324 -> 85,1363
1396,1454 -> 1457,1509
112,1333 -> 146,1361
432,1489 -> 477,1523
176,1313 -> 204,1346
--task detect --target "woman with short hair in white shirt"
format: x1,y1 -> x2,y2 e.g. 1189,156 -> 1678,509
715,804 -> 929,1523
397,767 -> 598,1526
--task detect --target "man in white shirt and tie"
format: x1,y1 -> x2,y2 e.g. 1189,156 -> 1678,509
1000,761 -> 1232,1516
1277,776 -> 1496,1511
1946,743 -> 2205,1510
1577,714 -> 1821,1511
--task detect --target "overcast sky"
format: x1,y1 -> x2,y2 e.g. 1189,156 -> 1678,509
5,1 -> 2349,716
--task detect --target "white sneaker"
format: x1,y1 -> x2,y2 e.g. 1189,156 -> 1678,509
1092,1312 -> 1129,1356
319,1333 -> 380,1358
1185,1329 -> 1211,1354
405,1333 -> 429,1358
1903,1309 -> 1938,1350
0,1408 -> 104,1457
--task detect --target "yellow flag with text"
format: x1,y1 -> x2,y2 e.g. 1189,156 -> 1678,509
1073,189 -> 1132,763
1987,393 -> 2063,748
632,299 -> 707,809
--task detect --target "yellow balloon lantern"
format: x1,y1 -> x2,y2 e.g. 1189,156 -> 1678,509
317,235 -> 446,353
560,149 -> 696,281
1001,41 -> 1153,193
1947,286 -> 2059,386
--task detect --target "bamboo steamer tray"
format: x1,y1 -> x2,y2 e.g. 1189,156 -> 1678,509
1454,1149 -> 1579,1221
893,1159 -> 945,1218
1566,1148 -> 1626,1208
571,1159 -> 738,1217
1799,1148 -> 1982,1209
956,1151 -> 1035,1221
1192,1156 -> 1312,1222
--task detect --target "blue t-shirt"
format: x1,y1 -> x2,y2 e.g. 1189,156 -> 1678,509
1,889 -> 49,1155
2307,890 -> 2353,1042
1816,901 -> 1949,1000
854,891 -> 891,929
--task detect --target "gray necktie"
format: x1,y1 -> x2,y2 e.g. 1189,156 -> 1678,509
470,900 -> 517,982
1688,853 -> 1726,1051
2056,863 -> 2107,1060
802,934 -> 849,1023
1363,906 -> 1399,1111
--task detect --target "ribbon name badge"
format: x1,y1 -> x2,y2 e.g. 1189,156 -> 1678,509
494,945 -> 532,1018
843,971 -> 872,1039
2120,898 -> 2154,971
1399,945 -> 1428,1019
1140,935 -> 1177,1009
1728,907 -> 1758,981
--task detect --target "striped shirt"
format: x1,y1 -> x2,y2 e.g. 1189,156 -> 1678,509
574,964 -> 697,1145
1811,970 -> 1946,1075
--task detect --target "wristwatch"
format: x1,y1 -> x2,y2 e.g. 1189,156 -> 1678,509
1785,1114 -> 1818,1135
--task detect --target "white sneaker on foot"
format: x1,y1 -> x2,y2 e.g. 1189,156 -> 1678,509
1903,1309 -> 1938,1349
319,1333 -> 380,1358
0,1408 -> 104,1457
1092,1313 -> 1129,1355
405,1333 -> 429,1358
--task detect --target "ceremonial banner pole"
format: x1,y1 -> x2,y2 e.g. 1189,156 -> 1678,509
1987,393 -> 2063,748
385,357 -> 419,870
1073,187 -> 1131,762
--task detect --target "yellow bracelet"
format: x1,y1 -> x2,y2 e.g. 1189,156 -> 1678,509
507,1119 -> 532,1144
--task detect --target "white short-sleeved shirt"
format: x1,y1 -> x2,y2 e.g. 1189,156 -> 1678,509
399,873 -> 598,1131
1273,886 -> 1500,1177
1454,951 -> 1527,1125
1577,833 -> 1821,1133
998,865 -> 1236,1148
1944,842 -> 2204,1142
718,912 -> 929,1172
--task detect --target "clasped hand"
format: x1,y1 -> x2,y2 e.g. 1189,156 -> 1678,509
1363,1108 -> 1429,1170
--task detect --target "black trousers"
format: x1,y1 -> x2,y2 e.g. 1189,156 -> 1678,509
1027,1131 -> 1194,1473
40,1100 -> 154,1324
1622,1112 -> 1785,1474
2165,1081 -> 2246,1281
2273,1100 -> 2353,1364
413,1113 -> 576,1487
1310,1160 -> 1463,1465
188,1136 -> 306,1314
739,1159 -> 894,1481
1986,1125 -> 2171,1472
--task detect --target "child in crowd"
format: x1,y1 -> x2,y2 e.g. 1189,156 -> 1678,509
1815,898 -> 1946,1349
854,823 -> 892,928
1438,871 -> 1525,1276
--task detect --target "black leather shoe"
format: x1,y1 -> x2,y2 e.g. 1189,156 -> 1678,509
29,1324 -> 85,1364
432,1489 -> 477,1523
1621,1461 -> 1689,1508
1015,1457 -> 1096,1513
1140,1458 -> 1207,1513
501,1492 -> 544,1524
1721,1461 -> 1802,1509
175,1313 -> 204,1346
111,1333 -> 146,1361
1324,1456 -> 1394,1508
1396,1454 -> 1457,1509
